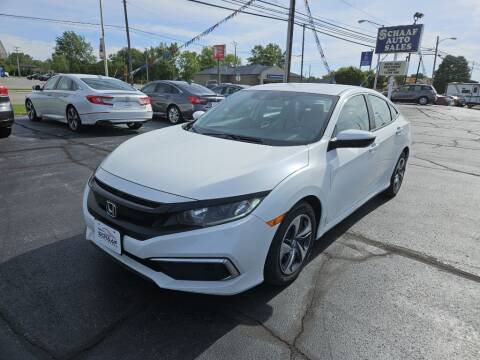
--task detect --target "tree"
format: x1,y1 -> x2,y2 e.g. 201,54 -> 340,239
178,51 -> 200,81
248,43 -> 284,67
198,47 -> 216,70
433,55 -> 471,93
50,54 -> 69,73
53,31 -> 95,72
332,66 -> 366,86
222,53 -> 241,67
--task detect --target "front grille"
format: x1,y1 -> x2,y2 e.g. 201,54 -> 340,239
87,178 -> 199,240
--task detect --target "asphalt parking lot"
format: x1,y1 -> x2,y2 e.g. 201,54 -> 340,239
0,105 -> 479,360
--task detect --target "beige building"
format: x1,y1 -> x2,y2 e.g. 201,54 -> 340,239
193,64 -> 302,86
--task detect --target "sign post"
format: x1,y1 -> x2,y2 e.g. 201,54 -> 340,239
212,44 -> 226,85
375,24 -> 424,98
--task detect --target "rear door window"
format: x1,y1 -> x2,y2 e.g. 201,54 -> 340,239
56,77 -> 75,91
141,83 -> 156,93
369,95 -> 392,129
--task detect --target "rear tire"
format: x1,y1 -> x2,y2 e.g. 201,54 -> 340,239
384,151 -> 408,198
0,127 -> 12,138
66,106 -> 82,132
264,202 -> 317,286
26,99 -> 39,121
418,96 -> 428,105
167,105 -> 183,124
127,122 -> 143,130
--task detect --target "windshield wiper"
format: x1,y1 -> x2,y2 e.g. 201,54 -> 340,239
197,131 -> 264,144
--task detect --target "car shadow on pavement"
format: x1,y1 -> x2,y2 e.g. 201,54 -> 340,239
13,117 -> 171,141
0,194 -> 390,360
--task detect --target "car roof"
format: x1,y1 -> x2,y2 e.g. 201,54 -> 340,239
246,83 -> 378,96
60,74 -> 120,80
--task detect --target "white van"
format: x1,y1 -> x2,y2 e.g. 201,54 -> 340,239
445,83 -> 480,108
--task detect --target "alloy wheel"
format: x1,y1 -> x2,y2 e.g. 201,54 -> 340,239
278,214 -> 313,275
67,107 -> 80,131
419,97 -> 428,105
392,156 -> 406,194
26,100 -> 35,121
168,107 -> 180,124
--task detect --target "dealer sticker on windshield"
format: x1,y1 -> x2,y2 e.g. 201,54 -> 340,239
94,220 -> 122,254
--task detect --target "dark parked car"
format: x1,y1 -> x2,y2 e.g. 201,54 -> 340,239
389,84 -> 437,105
27,73 -> 41,80
212,83 -> 250,97
435,95 -> 453,106
38,72 -> 55,81
0,86 -> 14,138
141,80 -> 224,124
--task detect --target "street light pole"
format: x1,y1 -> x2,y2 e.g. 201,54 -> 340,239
122,0 -> 133,84
99,0 -> 108,76
300,23 -> 305,82
232,41 -> 238,83
283,0 -> 296,83
432,36 -> 457,81
14,46 -> 21,77
358,20 -> 383,90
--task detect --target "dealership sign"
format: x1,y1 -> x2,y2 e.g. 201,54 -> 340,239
212,44 -> 226,60
379,61 -> 408,76
375,24 -> 424,54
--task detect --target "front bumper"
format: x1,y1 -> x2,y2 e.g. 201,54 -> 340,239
82,185 -> 276,295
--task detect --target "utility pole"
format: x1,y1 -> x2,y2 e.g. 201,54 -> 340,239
300,23 -> 305,82
308,64 -> 311,81
470,61 -> 475,78
373,53 -> 381,89
145,51 -> 149,82
232,41 -> 238,83
99,0 -> 108,76
14,46 -> 21,77
122,0 -> 133,84
432,35 -> 439,81
283,0 -> 296,83
415,54 -> 422,83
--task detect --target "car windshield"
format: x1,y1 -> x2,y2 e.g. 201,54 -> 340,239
81,78 -> 135,91
180,83 -> 215,95
191,90 -> 338,146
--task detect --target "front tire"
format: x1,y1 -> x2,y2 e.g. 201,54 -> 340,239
167,105 -> 183,124
127,122 -> 143,130
26,99 -> 39,121
264,202 -> 317,286
418,96 -> 428,105
384,151 -> 408,198
0,127 -> 12,138
66,106 -> 82,132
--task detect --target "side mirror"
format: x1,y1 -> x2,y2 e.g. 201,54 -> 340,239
192,111 -> 205,120
33,85 -> 42,91
328,129 -> 375,151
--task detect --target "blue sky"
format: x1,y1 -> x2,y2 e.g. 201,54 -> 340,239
1,0 -> 479,79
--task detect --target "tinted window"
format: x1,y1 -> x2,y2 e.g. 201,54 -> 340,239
333,95 -> 370,136
81,78 -> 135,91
227,86 -> 240,95
155,83 -> 175,94
44,76 -> 59,90
56,77 -> 74,91
141,83 -> 156,93
191,90 -> 337,146
180,83 -> 215,95
474,87 -> 478,93
421,85 -> 433,91
369,95 -> 392,129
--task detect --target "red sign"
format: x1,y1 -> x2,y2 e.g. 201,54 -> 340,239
212,44 -> 226,60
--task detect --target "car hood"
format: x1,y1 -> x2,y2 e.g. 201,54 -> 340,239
100,125 -> 309,200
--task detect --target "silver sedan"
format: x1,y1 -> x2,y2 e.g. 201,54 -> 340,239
25,74 -> 153,131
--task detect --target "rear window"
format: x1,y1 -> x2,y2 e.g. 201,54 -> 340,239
180,83 -> 215,95
81,78 -> 135,91
421,85 -> 433,91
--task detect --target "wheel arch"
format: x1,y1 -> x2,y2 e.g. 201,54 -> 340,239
298,195 -> 322,230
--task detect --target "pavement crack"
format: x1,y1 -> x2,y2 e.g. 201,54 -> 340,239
345,232 -> 480,284
412,155 -> 480,178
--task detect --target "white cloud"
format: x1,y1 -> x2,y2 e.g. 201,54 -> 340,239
0,33 -> 54,60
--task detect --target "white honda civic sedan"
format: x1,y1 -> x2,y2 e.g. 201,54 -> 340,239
83,83 -> 410,295
25,74 -> 152,131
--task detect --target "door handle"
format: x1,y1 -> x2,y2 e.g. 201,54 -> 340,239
396,127 -> 403,135
369,143 -> 378,152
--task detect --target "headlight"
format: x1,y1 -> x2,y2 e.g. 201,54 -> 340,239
176,197 -> 263,227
